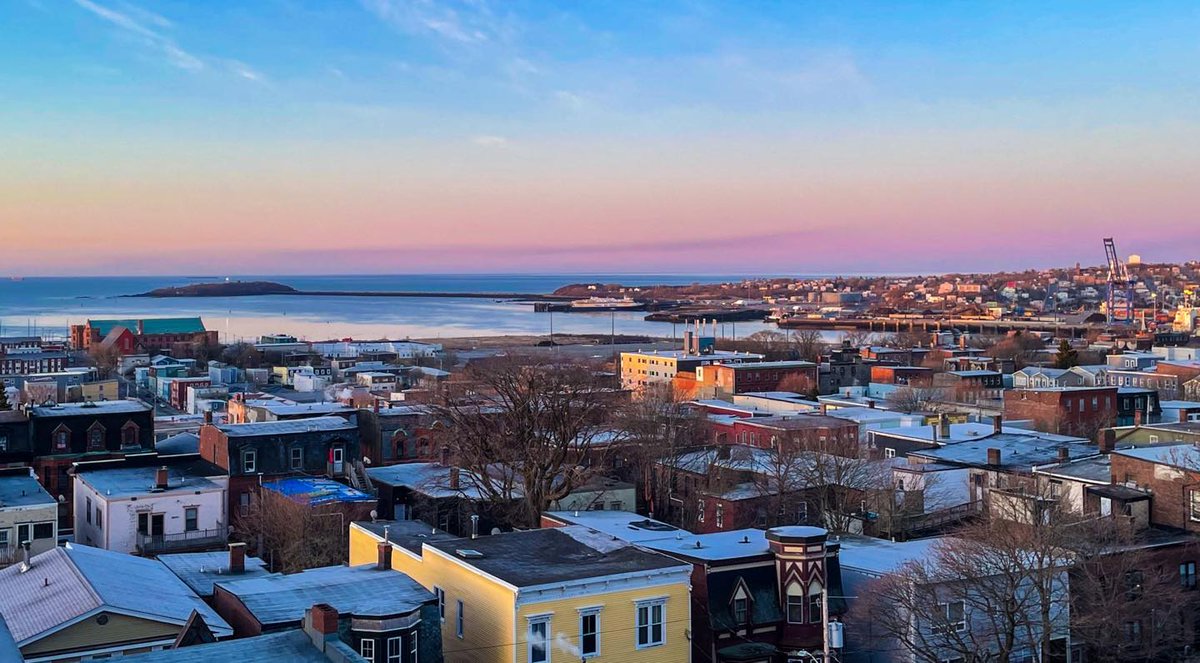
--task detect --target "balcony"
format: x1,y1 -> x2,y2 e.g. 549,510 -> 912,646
136,526 -> 228,555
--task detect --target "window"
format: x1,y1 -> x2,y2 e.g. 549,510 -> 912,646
243,449 -> 257,474
121,422 -> 139,448
527,616 -> 550,663
934,601 -> 965,634
290,447 -> 303,470
715,504 -> 724,529
184,507 -> 198,532
636,598 -> 666,648
54,429 -> 69,452
732,597 -> 748,624
0,529 -> 8,548
1182,562 -> 1197,590
386,636 -> 401,663
86,497 -> 93,524
1125,570 -> 1144,600
360,639 -> 375,662
434,587 -> 445,621
1124,620 -> 1143,645
408,631 -> 418,663
809,585 -> 823,624
884,447 -> 896,459
33,523 -> 53,539
0,434 -> 8,451
456,600 -> 464,638
16,524 -> 30,545
579,609 -> 600,657
697,500 -> 705,523
95,508 -> 103,530
87,424 -> 105,451
786,583 -> 804,623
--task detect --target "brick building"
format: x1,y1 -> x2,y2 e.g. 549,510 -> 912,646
690,360 -> 819,398
710,414 -> 860,456
70,317 -> 217,354
1003,386 -> 1117,437
869,365 -> 933,387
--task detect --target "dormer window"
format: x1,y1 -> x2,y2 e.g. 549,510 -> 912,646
87,422 -> 106,451
732,597 -> 748,624
52,425 -> 70,452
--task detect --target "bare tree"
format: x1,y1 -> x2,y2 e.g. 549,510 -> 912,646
233,491 -> 347,573
886,385 -> 948,413
613,383 -> 707,519
89,345 -> 121,380
432,356 -> 613,528
789,328 -> 827,362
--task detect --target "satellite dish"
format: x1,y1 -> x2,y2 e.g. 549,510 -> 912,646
370,510 -> 378,521
490,527 -> 501,536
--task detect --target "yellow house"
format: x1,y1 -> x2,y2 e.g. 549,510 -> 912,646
351,520 -> 693,663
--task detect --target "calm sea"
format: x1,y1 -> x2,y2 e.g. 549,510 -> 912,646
0,274 -> 794,342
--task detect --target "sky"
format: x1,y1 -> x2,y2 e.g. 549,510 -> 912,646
1,1 -> 1198,276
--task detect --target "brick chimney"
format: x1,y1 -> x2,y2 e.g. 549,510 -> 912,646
1098,429 -> 1116,453
155,466 -> 169,490
938,414 -> 951,440
987,448 -> 1001,466
867,399 -> 876,409
376,541 -> 392,570
308,603 -> 339,636
228,542 -> 246,573
1057,446 -> 1070,462
203,410 -> 213,425
449,467 -> 460,491
819,402 -> 828,416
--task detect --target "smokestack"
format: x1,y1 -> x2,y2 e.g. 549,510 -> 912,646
20,540 -> 31,571
987,448 -> 1001,466
938,414 -> 951,440
1057,446 -> 1070,463
155,466 -> 169,490
992,415 -> 1002,435
470,514 -> 480,540
203,409 -> 213,425
376,541 -> 392,570
228,542 -> 246,573
136,320 -> 144,336
449,467 -> 460,491
683,331 -> 694,354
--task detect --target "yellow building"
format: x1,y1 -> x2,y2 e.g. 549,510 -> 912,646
351,520 -> 693,663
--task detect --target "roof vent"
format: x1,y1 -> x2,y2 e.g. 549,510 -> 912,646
456,549 -> 484,559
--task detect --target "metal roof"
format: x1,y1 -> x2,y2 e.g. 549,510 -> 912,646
216,564 -> 433,627
214,416 -> 354,437
0,543 -> 231,645
89,317 -> 207,336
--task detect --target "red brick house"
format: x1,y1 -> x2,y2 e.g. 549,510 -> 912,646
692,361 -> 819,398
1003,387 -> 1117,438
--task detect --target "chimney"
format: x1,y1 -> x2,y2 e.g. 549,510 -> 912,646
228,542 -> 246,573
683,331 -> 694,354
867,399 -> 876,409
449,467 -> 460,491
20,540 -> 31,571
136,320 -> 144,335
307,603 -> 339,637
1098,428 -> 1116,454
155,466 -> 169,490
938,414 -> 951,440
373,399 -> 380,414
203,409 -> 213,425
470,514 -> 480,540
717,445 -> 731,460
986,447 -> 1001,466
992,415 -> 1003,435
376,541 -> 392,570
1057,446 -> 1070,462
932,426 -> 939,442
959,334 -> 967,350
819,403 -> 828,416
1134,409 -> 1143,427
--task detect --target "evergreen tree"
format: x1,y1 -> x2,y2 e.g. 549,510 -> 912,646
1054,339 -> 1079,369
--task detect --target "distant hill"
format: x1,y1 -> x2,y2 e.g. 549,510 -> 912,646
131,281 -> 298,297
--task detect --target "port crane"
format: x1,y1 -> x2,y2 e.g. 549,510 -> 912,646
1103,237 -> 1134,325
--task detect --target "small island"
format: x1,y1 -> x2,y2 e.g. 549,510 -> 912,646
131,281 -> 298,297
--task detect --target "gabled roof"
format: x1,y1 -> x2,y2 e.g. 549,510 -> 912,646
117,629 -> 332,663
0,543 -> 231,646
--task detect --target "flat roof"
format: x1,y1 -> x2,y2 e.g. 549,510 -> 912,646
216,564 -> 433,626
1113,444 -> 1200,469
158,550 -> 274,597
257,402 -> 352,416
543,510 -> 683,544
1034,454 -> 1111,484
356,520 -> 459,557
641,529 -> 773,561
366,462 -> 505,500
76,462 -> 225,499
214,416 -> 354,437
623,349 -> 765,360
424,526 -> 689,588
838,535 -> 950,575
31,399 -> 152,417
0,470 -> 55,508
262,477 -> 374,506
910,433 -> 1090,470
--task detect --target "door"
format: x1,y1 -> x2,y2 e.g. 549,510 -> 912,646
151,514 -> 165,537
332,447 -> 344,474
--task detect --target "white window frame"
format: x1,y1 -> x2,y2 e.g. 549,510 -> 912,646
0,528 -> 9,548
361,639 -> 375,662
1190,491 -> 1200,522
527,614 -> 551,663
934,600 -> 966,634
290,446 -> 303,470
635,597 -> 666,649
579,607 -> 601,658
408,630 -> 418,663
386,635 -> 401,663
456,600 -> 464,639
786,582 -> 804,624
243,449 -> 257,474
434,586 -> 445,621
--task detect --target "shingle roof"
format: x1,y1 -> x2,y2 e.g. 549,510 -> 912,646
216,564 -> 433,627
0,543 -> 231,645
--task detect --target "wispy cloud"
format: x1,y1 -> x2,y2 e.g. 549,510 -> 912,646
72,0 -> 203,71
226,60 -> 265,83
471,135 -> 510,148
361,0 -> 516,46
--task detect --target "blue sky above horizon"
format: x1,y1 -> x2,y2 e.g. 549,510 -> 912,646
2,1 -> 1198,276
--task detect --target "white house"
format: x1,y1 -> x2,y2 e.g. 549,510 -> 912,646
73,458 -> 228,555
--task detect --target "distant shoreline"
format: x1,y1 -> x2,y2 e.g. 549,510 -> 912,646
125,281 -> 574,301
